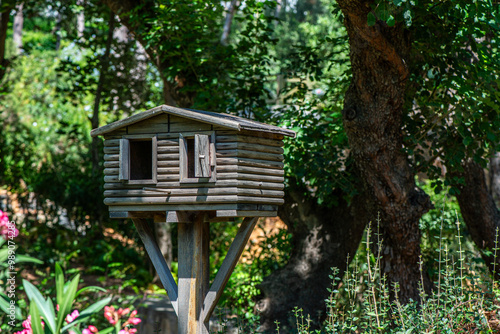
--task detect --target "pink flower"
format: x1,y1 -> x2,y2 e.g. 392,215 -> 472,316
82,329 -> 91,334
104,305 -> 118,325
65,309 -> 79,323
88,325 -> 98,333
0,210 -> 18,239
129,317 -> 141,325
22,316 -> 32,330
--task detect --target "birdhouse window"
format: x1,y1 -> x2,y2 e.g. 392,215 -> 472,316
119,136 -> 157,184
179,132 -> 216,183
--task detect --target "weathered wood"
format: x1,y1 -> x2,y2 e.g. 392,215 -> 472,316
216,149 -> 283,162
158,146 -> 179,153
105,175 -> 160,183
158,161 -> 180,167
104,168 -> 119,175
159,153 -> 181,160
92,105 -> 164,137
178,216 -> 210,334
108,203 -> 277,212
166,211 -> 190,223
104,161 -> 120,168
217,157 -> 283,169
216,135 -> 283,147
127,114 -> 169,135
104,146 -> 119,154
104,139 -> 121,147
210,132 -> 216,167
216,130 -> 286,140
104,154 -> 120,161
104,196 -> 238,205
218,172 -> 284,183
179,134 -> 188,180
216,210 -> 276,217
215,142 -> 284,155
104,180 -> 284,190
143,187 -> 172,194
158,139 -> 179,146
104,195 -> 283,205
158,167 -> 180,174
203,217 -> 258,322
217,165 -> 284,176
170,117 -> 212,133
195,134 -> 211,178
157,131 -> 213,140
157,174 -> 181,182
103,188 -> 283,198
119,139 -> 129,181
132,218 -> 179,314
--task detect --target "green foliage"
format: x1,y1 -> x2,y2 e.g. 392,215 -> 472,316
403,0 -> 500,188
23,263 -> 111,333
210,219 -> 292,324
285,217 -> 499,333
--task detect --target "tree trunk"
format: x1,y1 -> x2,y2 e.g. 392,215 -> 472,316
91,13 -> 115,176
489,153 -> 500,208
255,182 -> 368,332
76,0 -> 85,38
13,2 -> 23,54
336,0 -> 432,302
221,0 -> 239,46
0,4 -> 14,83
455,160 -> 500,280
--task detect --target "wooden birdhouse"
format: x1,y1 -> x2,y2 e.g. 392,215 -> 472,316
91,104 -> 295,221
91,105 -> 295,334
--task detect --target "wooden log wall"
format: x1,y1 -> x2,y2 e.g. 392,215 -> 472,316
102,129 -> 285,214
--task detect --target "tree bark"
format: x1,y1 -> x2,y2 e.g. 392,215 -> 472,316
489,153 -> 500,208
220,0 -> 239,46
336,0 -> 432,302
455,160 -> 500,280
12,2 -> 23,54
0,4 -> 14,83
76,0 -> 85,39
255,182 -> 368,332
91,13 -> 115,176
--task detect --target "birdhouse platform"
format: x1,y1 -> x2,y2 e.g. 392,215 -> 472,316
91,105 -> 295,334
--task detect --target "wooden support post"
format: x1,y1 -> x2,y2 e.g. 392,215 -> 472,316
133,215 -> 258,334
178,214 -> 210,334
132,218 -> 179,314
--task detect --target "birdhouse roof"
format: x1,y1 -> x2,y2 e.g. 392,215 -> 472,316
91,105 -> 296,138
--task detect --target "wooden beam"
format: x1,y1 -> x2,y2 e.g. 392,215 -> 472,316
178,215 -> 210,334
132,218 -> 179,315
202,217 -> 258,322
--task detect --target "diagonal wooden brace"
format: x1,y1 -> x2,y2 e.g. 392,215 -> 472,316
132,218 -> 179,315
202,217 -> 258,323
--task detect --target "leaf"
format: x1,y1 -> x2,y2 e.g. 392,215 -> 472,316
98,327 -> 115,334
55,263 -> 64,308
56,274 -> 80,333
367,12 -> 376,26
387,15 -> 396,27
23,280 -> 56,333
75,285 -> 107,298
29,301 -> 45,334
15,254 -> 44,264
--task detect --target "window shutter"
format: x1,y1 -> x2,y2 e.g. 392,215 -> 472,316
195,134 -> 210,177
119,138 -> 129,181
